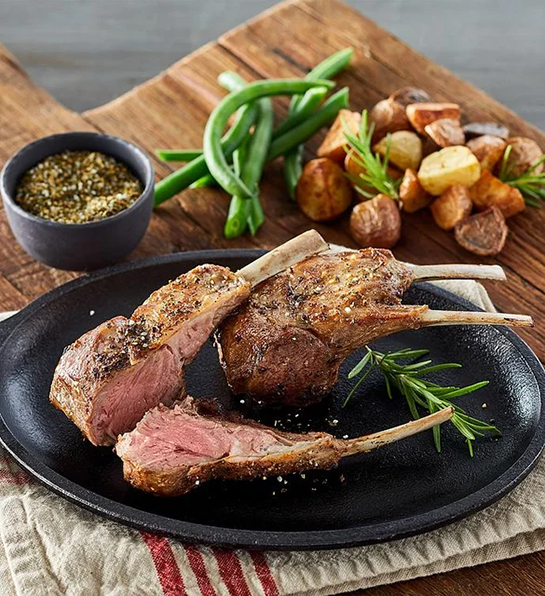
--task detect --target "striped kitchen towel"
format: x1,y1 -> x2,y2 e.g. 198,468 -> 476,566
0,280 -> 544,595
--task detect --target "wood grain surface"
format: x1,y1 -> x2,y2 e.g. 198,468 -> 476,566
0,0 -> 544,592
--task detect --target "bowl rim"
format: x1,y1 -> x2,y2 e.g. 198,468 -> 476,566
0,131 -> 154,230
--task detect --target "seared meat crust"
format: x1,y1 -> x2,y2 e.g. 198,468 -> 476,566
218,249 -> 427,406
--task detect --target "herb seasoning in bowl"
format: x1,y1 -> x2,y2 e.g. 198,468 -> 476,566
16,150 -> 143,224
1,132 -> 154,271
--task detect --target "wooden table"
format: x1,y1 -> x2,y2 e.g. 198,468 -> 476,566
0,0 -> 544,592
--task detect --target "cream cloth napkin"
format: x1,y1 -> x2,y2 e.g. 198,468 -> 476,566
0,280 -> 543,596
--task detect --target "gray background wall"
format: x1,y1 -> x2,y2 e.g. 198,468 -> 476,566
1,1 -> 544,129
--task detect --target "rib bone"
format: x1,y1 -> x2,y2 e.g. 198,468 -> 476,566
238,230 -> 329,287
407,263 -> 506,282
420,310 -> 533,328
341,407 -> 453,456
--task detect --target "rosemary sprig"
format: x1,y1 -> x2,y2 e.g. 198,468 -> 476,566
343,110 -> 401,200
344,347 -> 500,456
498,144 -> 545,207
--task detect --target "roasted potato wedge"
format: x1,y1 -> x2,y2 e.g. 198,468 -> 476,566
399,169 -> 432,213
502,137 -> 544,177
317,110 -> 361,164
417,146 -> 481,195
373,131 -> 423,171
370,98 -> 411,142
466,135 -> 507,171
424,118 -> 465,147
296,158 -> 353,222
349,194 -> 401,248
389,87 -> 431,107
344,151 -> 402,198
406,103 -> 461,135
454,207 -> 508,256
430,185 -> 472,230
469,169 -> 525,218
463,122 -> 510,141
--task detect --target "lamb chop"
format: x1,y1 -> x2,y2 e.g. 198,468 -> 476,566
116,396 -> 453,497
50,231 -> 329,446
217,248 -> 532,407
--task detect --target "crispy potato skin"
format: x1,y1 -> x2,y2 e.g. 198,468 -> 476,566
349,194 -> 401,248
424,118 -> 465,148
317,110 -> 361,164
399,169 -> 432,213
296,158 -> 353,222
370,98 -> 411,142
469,169 -> 525,218
454,207 -> 508,256
466,135 -> 507,171
503,137 -> 544,177
373,131 -> 423,171
463,122 -> 510,141
406,103 -> 461,135
389,87 -> 431,107
417,146 -> 481,196
430,185 -> 473,230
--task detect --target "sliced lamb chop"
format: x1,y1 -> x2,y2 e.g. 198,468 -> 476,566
115,396 -> 453,497
217,248 -> 532,406
50,231 -> 329,446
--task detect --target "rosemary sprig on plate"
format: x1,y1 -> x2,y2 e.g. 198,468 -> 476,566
498,144 -> 545,207
343,110 -> 400,200
344,347 -> 500,455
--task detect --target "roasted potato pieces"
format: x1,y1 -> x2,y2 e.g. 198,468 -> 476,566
373,131 -> 423,171
406,103 -> 461,135
463,122 -> 510,141
430,185 -> 472,230
370,98 -> 411,142
466,135 -> 507,171
424,118 -> 465,148
389,87 -> 431,107
469,169 -> 525,218
317,110 -> 361,164
349,194 -> 401,248
418,146 -> 481,196
503,137 -> 544,177
399,169 -> 432,213
296,158 -> 353,222
454,207 -> 508,256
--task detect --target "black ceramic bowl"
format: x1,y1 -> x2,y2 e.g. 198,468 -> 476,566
0,132 -> 154,271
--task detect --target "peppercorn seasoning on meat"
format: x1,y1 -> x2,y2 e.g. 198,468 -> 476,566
15,150 -> 142,224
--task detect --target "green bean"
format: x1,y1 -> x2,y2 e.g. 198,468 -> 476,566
290,47 -> 353,113
218,71 -> 246,93
189,174 -> 216,189
154,100 -> 258,207
156,149 -> 203,162
224,136 -> 251,237
273,86 -> 329,138
268,87 -> 349,161
203,78 -> 334,198
283,145 -> 304,200
225,97 -> 273,238
282,49 -> 353,199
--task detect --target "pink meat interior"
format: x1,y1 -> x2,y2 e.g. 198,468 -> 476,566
119,404 -> 298,470
92,346 -> 183,443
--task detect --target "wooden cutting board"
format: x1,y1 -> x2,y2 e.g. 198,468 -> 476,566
1,0 -> 544,592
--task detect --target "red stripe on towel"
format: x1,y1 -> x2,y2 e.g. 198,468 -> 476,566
212,549 -> 252,596
141,532 -> 186,596
184,545 -> 216,596
0,469 -> 30,485
250,552 -> 278,596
